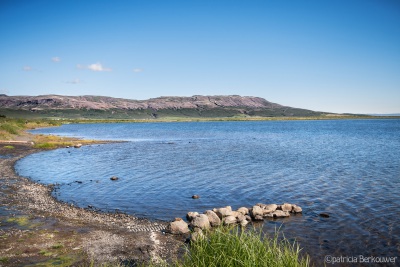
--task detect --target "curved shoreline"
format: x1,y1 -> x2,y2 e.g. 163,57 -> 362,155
0,143 -> 182,265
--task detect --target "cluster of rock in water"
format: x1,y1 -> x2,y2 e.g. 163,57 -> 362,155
167,202 -> 302,239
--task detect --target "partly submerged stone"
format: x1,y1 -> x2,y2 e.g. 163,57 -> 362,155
214,206 -> 232,219
263,204 -> 278,214
281,203 -> 293,212
250,205 -> 263,219
237,207 -> 249,215
265,210 -> 290,218
292,204 -> 303,213
223,215 -> 237,225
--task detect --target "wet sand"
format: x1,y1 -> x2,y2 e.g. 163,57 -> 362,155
0,143 -> 184,266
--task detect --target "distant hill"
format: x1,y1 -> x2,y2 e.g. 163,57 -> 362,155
0,94 -> 328,119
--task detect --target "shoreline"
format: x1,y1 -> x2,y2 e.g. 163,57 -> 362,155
0,142 -> 183,266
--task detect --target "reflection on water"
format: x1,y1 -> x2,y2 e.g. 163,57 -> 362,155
17,120 -> 400,265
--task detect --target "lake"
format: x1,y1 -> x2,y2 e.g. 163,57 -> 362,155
16,119 -> 400,265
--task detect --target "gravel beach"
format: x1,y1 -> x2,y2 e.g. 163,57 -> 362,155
0,143 -> 183,266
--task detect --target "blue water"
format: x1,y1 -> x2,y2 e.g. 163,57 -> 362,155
16,120 -> 400,264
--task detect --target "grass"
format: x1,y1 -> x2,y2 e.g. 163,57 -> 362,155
3,145 -> 14,149
144,227 -> 309,267
0,122 -> 21,135
6,216 -> 30,227
51,243 -> 64,249
174,227 -> 309,267
0,257 -> 9,263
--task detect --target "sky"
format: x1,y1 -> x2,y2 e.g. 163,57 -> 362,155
0,0 -> 399,114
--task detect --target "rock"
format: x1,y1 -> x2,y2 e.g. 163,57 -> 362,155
250,205 -> 263,219
240,220 -> 249,226
319,213 -> 330,218
110,176 -> 119,181
204,210 -> 221,227
239,216 -> 249,226
292,204 -> 302,213
237,207 -> 249,215
74,144 -> 82,148
265,210 -> 290,218
245,215 -> 252,221
186,212 -> 199,222
66,146 -> 70,148
191,214 -> 210,230
214,206 -> 232,219
263,204 -> 278,214
223,215 -> 237,225
192,195 -> 200,199
281,203 -> 293,212
236,213 -> 246,223
191,230 -> 205,242
229,211 -> 241,218
253,215 -> 264,221
168,219 -> 190,234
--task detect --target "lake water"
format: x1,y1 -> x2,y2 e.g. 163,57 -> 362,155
16,120 -> 400,265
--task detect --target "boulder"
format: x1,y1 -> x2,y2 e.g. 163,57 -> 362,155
204,210 -> 221,227
240,220 -> 249,227
191,230 -> 205,242
229,211 -> 241,218
192,195 -> 200,199
250,205 -> 263,219
110,176 -> 119,181
237,207 -> 249,215
214,206 -> 232,219
292,204 -> 302,213
263,204 -> 278,214
186,212 -> 199,222
281,203 -> 293,212
74,144 -> 82,148
265,210 -> 290,218
191,214 -> 211,230
223,215 -> 237,225
236,213 -> 246,224
253,215 -> 264,221
168,219 -> 190,234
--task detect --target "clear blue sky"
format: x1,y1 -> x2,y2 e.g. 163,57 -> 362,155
1,0 -> 399,114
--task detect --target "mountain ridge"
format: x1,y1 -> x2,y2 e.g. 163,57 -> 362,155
0,94 -> 326,119
0,94 -> 282,110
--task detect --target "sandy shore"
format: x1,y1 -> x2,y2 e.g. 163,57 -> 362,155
0,143 -> 184,266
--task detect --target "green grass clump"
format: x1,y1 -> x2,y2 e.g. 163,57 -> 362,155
0,257 -> 9,263
176,227 -> 309,267
0,122 -> 21,135
6,216 -> 30,227
3,145 -> 14,149
33,142 -> 57,149
51,243 -> 64,249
